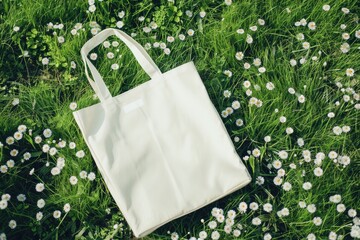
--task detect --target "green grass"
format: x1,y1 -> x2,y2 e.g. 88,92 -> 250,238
0,0 -> 359,239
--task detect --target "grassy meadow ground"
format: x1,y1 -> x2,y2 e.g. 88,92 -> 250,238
0,0 -> 359,239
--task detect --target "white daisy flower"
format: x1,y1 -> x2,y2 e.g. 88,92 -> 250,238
346,68 -> 355,77
272,160 -> 282,169
233,229 -> 241,237
287,88 -> 296,95
70,176 -> 78,185
322,5 -> 330,11
43,128 -> 52,138
286,127 -> 294,134
264,136 -> 271,142
167,36 -> 175,43
79,170 -> 87,179
246,89 -> 252,96
118,10 -> 125,18
328,151 -> 338,159
256,176 -> 265,185
266,82 -> 274,90
232,100 -> 240,109
6,136 -> 15,145
278,150 -> 288,159
314,167 -> 323,177
298,201 -> 307,208
329,194 -> 342,203
87,172 -> 96,181
111,63 -> 119,70
211,231 -> 220,240
298,95 -> 306,103
235,51 -> 244,61
277,168 -> 285,177
253,58 -> 262,66
178,34 -> 185,41
246,34 -> 253,44
282,182 -> 292,191
258,67 -> 266,73
297,138 -> 304,147
223,70 -> 232,77
64,203 -> 71,213
264,233 -> 272,240
251,217 -> 262,226
342,32 -> 350,40
223,90 -> 231,98
300,18 -> 307,26
289,163 -> 297,169
224,0 -> 232,6
42,57 -> 49,65
250,202 -> 259,211
0,165 -> 8,173
164,48 -> 171,55
329,231 -> 337,240
13,131 -> 23,140
51,167 -> 61,176
244,62 -> 251,69
76,150 -> 85,158
308,21 -> 316,30
37,199 -> 45,208
249,26 -> 258,31
263,203 -> 273,212
340,155 -> 351,166
280,207 -> 289,216
273,176 -> 283,186
243,80 -> 251,88
302,41 -> 310,49
53,210 -> 61,219
90,53 -> 98,60
208,220 -> 217,229
333,126 -> 342,135
356,30 -> 360,39
69,142 -> 76,149
258,19 -> 265,25
0,200 -> 8,210
337,203 -> 346,213
35,183 -> 45,192
199,231 -> 208,239
341,7 -> 350,14
296,33 -> 305,41
307,204 -> 316,213
348,209 -> 357,218
302,182 -> 312,190
17,194 -> 26,202
10,149 -> 18,156
49,147 -> 57,156
327,112 -> 335,118
252,148 -> 261,157
57,36 -> 65,43
238,202 -> 248,213
235,119 -> 244,127
8,220 -> 17,229
187,29 -> 195,36
69,102 -> 77,110
12,97 -> 20,106
88,5 -> 96,13
36,212 -> 43,221
236,28 -> 245,34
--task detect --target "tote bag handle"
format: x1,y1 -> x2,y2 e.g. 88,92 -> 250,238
80,28 -> 162,102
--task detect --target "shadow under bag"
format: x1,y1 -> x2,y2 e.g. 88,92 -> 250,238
73,28 -> 252,238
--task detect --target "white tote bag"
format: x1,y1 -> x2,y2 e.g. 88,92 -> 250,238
73,28 -> 252,238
